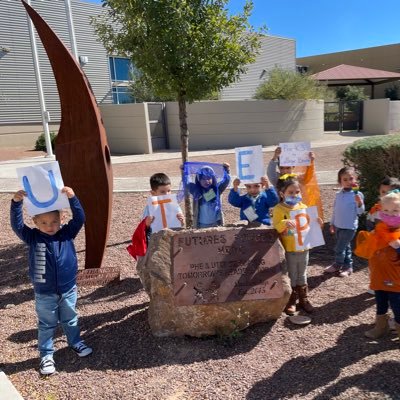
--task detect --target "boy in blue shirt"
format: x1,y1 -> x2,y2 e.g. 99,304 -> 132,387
228,176 -> 279,225
10,186 -> 92,375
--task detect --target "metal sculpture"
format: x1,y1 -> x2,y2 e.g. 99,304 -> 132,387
22,0 -> 113,270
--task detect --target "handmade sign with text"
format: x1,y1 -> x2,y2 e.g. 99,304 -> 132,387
235,145 -> 264,183
290,206 -> 325,251
147,194 -> 182,233
16,161 -> 70,216
279,142 -> 311,167
172,228 -> 284,306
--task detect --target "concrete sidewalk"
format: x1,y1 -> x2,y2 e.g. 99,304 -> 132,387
0,132 -> 366,192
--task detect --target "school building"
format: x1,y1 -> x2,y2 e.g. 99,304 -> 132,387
0,0 -> 296,148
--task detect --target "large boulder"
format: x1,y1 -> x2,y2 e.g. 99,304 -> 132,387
137,226 -> 290,337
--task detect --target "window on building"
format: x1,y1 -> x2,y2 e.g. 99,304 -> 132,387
112,86 -> 134,104
109,56 -> 135,104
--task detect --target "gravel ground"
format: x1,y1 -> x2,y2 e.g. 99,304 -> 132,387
1,144 -> 400,400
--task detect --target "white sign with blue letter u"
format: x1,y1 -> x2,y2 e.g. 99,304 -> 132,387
235,145 -> 264,184
16,161 -> 70,216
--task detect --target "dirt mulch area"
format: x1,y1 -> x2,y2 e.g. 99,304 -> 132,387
1,185 -> 399,400
112,145 -> 349,178
0,147 -> 45,162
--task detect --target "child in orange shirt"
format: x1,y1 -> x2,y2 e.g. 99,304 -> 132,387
355,190 -> 400,340
366,176 -> 400,231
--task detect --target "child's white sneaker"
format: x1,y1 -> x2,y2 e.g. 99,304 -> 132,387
72,340 -> 93,357
39,355 -> 56,375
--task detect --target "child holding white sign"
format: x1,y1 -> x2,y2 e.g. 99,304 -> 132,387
272,175 -> 323,315
10,187 -> 92,375
228,176 -> 279,225
267,146 -> 323,220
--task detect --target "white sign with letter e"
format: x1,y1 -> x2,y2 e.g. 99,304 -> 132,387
147,194 -> 181,233
290,206 -> 325,251
16,161 -> 69,216
235,145 -> 264,184
279,142 -> 311,166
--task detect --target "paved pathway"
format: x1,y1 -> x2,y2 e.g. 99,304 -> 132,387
0,133 -> 368,193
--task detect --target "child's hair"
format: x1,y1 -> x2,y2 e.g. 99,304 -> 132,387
337,166 -> 356,184
276,175 -> 299,200
380,176 -> 400,189
381,190 -> 400,205
195,166 -> 217,187
150,173 -> 171,191
33,209 -> 61,219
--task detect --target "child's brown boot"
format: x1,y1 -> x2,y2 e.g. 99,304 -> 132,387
284,288 -> 297,316
365,314 -> 390,339
297,285 -> 314,313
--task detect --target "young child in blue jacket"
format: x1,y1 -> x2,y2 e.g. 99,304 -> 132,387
10,186 -> 92,375
228,176 -> 279,225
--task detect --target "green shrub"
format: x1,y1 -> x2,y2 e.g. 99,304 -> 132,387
343,135 -> 400,210
35,131 -> 57,152
384,84 -> 400,100
254,67 -> 333,101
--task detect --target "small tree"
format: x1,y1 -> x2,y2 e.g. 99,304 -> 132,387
93,0 -> 260,226
254,67 -> 333,100
335,85 -> 367,101
384,84 -> 400,100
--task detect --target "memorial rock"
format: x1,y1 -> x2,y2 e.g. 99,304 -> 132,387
137,226 -> 291,337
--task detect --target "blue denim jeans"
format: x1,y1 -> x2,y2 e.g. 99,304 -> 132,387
335,228 -> 356,269
35,285 -> 81,357
375,290 -> 400,324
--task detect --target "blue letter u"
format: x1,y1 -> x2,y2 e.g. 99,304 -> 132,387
23,170 -> 59,208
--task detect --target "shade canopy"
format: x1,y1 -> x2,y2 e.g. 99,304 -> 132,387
311,64 -> 400,98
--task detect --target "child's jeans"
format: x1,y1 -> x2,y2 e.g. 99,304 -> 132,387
375,290 -> 400,324
284,251 -> 309,287
35,285 -> 81,357
335,228 -> 356,269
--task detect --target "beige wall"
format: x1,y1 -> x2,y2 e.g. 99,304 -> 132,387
166,100 -> 324,150
99,103 -> 152,154
363,99 -> 390,135
389,101 -> 400,131
0,124 -> 60,147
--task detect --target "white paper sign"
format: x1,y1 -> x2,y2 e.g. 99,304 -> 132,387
279,142 -> 311,166
290,206 -> 325,251
16,161 -> 69,216
147,194 -> 181,233
235,145 -> 264,183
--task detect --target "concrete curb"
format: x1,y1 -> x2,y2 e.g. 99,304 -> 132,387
0,371 -> 24,400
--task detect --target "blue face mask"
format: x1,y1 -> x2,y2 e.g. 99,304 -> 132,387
284,195 -> 302,206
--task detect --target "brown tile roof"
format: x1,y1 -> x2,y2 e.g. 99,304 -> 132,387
311,64 -> 400,81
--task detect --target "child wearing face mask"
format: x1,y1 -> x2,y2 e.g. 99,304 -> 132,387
228,176 -> 279,225
325,167 -> 365,277
272,175 -> 322,315
355,191 -> 400,341
366,176 -> 400,231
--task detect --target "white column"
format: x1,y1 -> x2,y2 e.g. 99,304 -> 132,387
26,0 -> 53,157
64,0 -> 78,60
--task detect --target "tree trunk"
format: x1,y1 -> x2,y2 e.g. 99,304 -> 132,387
178,94 -> 193,228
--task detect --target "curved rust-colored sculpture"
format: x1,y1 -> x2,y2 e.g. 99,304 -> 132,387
22,1 -> 113,269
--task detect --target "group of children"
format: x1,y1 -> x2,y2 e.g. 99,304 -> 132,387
9,147 -> 400,376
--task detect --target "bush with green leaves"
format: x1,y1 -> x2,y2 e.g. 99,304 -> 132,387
35,131 -> 57,152
343,134 -> 400,210
335,85 -> 367,101
384,84 -> 400,100
254,67 -> 334,100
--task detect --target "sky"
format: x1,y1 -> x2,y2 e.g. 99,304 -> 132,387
83,0 -> 400,58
